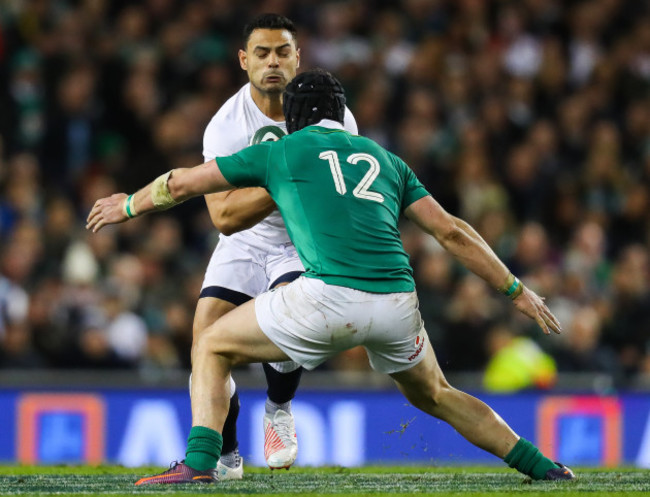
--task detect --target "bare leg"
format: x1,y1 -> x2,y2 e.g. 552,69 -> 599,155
191,298 -> 291,431
193,296 -> 236,344
135,300 -> 290,481
192,297 -> 239,455
390,342 -> 518,458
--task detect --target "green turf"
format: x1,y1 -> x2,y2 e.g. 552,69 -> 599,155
0,465 -> 648,497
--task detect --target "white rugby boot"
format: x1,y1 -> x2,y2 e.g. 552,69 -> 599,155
216,450 -> 244,480
263,409 -> 298,469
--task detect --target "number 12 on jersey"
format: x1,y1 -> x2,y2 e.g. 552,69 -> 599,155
319,151 -> 385,203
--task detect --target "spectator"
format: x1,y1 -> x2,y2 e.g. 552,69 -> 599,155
443,275 -> 503,371
554,305 -> 621,382
0,275 -> 30,367
483,324 -> 557,393
603,245 -> 650,378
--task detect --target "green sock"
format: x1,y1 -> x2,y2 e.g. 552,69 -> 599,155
504,438 -> 558,480
185,426 -> 223,471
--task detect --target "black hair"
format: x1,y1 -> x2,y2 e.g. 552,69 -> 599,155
243,13 -> 298,46
282,69 -> 346,134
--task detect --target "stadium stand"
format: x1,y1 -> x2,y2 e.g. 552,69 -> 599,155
0,0 -> 649,390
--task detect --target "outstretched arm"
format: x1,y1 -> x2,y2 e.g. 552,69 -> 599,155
404,195 -> 562,335
86,159 -> 234,232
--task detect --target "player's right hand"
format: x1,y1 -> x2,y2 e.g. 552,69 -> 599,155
86,193 -> 128,232
512,286 -> 562,336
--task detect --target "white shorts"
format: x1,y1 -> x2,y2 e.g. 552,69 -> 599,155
200,235 -> 305,303
255,277 -> 428,374
200,235 -> 304,373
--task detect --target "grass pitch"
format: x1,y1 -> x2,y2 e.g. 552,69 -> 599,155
0,465 -> 648,497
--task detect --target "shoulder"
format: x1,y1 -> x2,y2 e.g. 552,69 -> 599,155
203,85 -> 251,158
209,83 -> 249,117
343,106 -> 358,134
355,137 -> 410,173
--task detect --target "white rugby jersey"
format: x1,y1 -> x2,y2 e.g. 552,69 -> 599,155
202,82 -> 358,245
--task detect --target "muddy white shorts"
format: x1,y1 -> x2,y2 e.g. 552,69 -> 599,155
255,276 -> 428,374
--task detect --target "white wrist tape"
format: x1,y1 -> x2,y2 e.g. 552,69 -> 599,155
123,194 -> 137,218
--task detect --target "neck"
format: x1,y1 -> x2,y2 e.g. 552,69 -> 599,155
250,85 -> 284,121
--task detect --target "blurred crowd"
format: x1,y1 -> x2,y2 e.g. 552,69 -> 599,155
0,0 -> 649,390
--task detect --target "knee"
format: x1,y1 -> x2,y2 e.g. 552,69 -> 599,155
192,314 -> 213,344
191,319 -> 204,342
192,300 -> 231,342
192,323 -> 224,359
191,322 -> 244,369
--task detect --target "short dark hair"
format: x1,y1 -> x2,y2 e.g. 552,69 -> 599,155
283,69 -> 346,134
243,14 -> 298,46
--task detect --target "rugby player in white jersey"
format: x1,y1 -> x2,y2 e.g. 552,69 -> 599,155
195,14 -> 358,478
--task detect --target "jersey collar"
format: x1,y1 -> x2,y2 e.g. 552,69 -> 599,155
312,119 -> 345,130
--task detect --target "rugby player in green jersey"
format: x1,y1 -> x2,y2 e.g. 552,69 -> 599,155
88,69 -> 575,485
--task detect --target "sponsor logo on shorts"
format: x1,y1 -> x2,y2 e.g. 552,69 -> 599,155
408,334 -> 425,361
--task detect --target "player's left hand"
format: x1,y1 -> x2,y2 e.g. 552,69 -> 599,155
86,193 -> 128,232
512,286 -> 562,336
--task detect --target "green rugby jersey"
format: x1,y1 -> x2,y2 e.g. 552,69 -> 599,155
217,125 -> 430,293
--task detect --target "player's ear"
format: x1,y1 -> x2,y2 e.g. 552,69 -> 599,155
238,49 -> 248,71
296,47 -> 300,68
